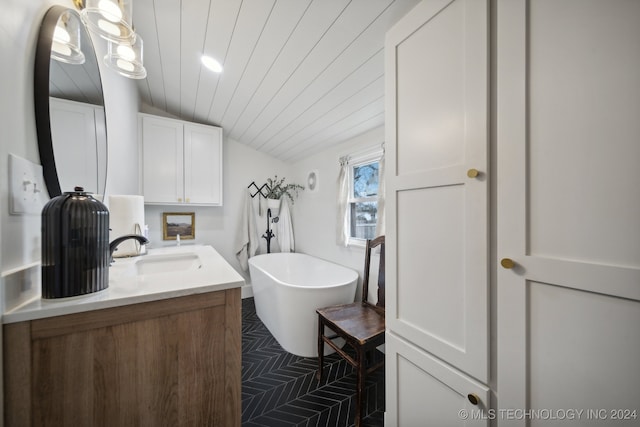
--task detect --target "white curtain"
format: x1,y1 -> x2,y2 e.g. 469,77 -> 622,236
375,153 -> 385,236
336,157 -> 350,247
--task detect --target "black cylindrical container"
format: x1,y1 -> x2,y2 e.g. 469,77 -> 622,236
41,187 -> 110,299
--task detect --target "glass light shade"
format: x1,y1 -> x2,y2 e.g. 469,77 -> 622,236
104,36 -> 147,79
51,10 -> 86,65
81,0 -> 134,43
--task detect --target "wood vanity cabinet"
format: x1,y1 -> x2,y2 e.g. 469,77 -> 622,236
3,288 -> 241,427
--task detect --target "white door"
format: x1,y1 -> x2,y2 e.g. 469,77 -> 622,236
140,114 -> 184,204
385,0 -> 490,424
386,0 -> 489,381
184,123 -> 223,205
497,1 -> 640,425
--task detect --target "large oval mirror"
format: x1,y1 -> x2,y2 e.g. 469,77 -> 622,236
35,6 -> 107,198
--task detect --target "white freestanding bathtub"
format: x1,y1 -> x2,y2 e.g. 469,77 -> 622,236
248,253 -> 358,357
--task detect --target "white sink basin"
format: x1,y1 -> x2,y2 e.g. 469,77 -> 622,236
134,252 -> 202,275
108,246 -> 211,283
102,245 -> 244,303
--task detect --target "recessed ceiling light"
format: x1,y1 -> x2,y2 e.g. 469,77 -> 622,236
201,55 -> 223,73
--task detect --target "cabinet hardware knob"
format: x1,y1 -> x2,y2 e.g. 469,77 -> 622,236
186,198 -> 190,203
467,168 -> 480,178
500,258 -> 515,269
178,198 -> 182,202
467,393 -> 480,406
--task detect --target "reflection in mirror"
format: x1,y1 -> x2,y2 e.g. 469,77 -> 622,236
35,6 -> 107,198
50,9 -> 85,65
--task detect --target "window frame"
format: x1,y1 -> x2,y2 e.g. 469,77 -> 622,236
346,149 -> 383,247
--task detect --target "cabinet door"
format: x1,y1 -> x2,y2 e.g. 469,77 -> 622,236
50,98 -> 99,193
184,123 -> 223,205
141,115 -> 184,203
386,332 -> 490,426
385,0 -> 489,386
497,0 -> 640,424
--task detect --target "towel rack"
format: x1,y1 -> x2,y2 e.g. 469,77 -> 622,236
247,181 -> 271,198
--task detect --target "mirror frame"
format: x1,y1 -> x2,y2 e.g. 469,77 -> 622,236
34,5 -> 106,198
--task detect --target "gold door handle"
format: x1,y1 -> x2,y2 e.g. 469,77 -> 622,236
178,197 -> 182,202
467,393 -> 480,406
501,258 -> 515,269
467,168 -> 480,178
186,198 -> 190,203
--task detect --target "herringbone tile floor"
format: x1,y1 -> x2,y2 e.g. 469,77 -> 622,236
242,297 -> 385,427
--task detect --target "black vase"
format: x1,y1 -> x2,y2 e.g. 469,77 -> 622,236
41,187 -> 110,298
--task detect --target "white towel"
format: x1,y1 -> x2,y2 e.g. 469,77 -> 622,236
235,189 -> 260,270
276,197 -> 295,252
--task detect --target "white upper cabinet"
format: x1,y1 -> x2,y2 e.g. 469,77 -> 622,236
184,122 -> 223,205
139,113 -> 223,206
140,114 -> 184,204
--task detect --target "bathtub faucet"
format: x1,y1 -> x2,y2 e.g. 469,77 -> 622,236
262,208 -> 279,253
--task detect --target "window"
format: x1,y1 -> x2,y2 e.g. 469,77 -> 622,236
348,155 -> 380,241
337,147 -> 384,248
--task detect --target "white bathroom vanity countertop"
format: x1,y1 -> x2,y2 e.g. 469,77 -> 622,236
2,245 -> 245,324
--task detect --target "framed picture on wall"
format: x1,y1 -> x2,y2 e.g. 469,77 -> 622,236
162,212 -> 195,240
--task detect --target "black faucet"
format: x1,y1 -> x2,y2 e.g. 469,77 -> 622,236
109,234 -> 150,264
262,208 -> 279,254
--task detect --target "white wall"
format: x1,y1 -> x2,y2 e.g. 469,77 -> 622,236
0,0 -> 55,275
0,0 -> 139,275
291,125 -> 385,296
94,38 -> 140,196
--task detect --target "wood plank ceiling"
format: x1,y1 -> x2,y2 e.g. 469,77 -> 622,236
132,0 -> 420,162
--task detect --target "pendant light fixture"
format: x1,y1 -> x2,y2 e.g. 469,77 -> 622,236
51,9 -> 86,65
75,0 -> 147,79
80,0 -> 135,43
104,35 -> 147,79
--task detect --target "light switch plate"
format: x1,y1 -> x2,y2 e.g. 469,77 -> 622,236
9,153 -> 47,215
